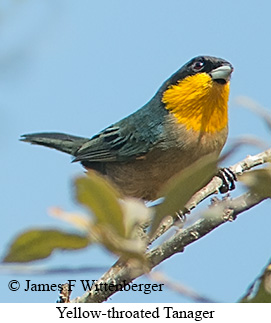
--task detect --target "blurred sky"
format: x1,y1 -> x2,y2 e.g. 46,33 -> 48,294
1,0 -> 271,303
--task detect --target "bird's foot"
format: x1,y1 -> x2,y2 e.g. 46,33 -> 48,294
217,168 -> 237,193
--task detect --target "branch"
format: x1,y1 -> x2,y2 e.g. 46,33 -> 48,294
148,271 -> 215,303
148,192 -> 266,268
185,148 -> 271,211
72,148 -> 271,303
150,148 -> 271,242
0,265 -> 107,275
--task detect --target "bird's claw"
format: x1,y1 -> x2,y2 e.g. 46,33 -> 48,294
217,168 -> 237,193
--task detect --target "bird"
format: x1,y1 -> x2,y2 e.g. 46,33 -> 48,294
21,55 -> 233,201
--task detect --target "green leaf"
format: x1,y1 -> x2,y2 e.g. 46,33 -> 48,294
75,172 -> 125,237
119,197 -> 152,239
150,153 -> 218,237
92,223 -> 147,261
3,229 -> 89,263
240,167 -> 271,198
87,198 -> 150,261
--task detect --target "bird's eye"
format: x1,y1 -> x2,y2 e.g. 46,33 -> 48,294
191,59 -> 205,72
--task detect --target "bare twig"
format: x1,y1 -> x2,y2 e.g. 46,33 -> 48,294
0,265 -> 107,275
151,148 -> 271,242
148,271 -> 215,303
185,148 -> 271,211
57,283 -> 71,303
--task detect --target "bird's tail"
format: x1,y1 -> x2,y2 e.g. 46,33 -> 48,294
20,132 -> 89,156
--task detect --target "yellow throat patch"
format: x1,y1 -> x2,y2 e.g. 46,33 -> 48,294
162,73 -> 230,133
